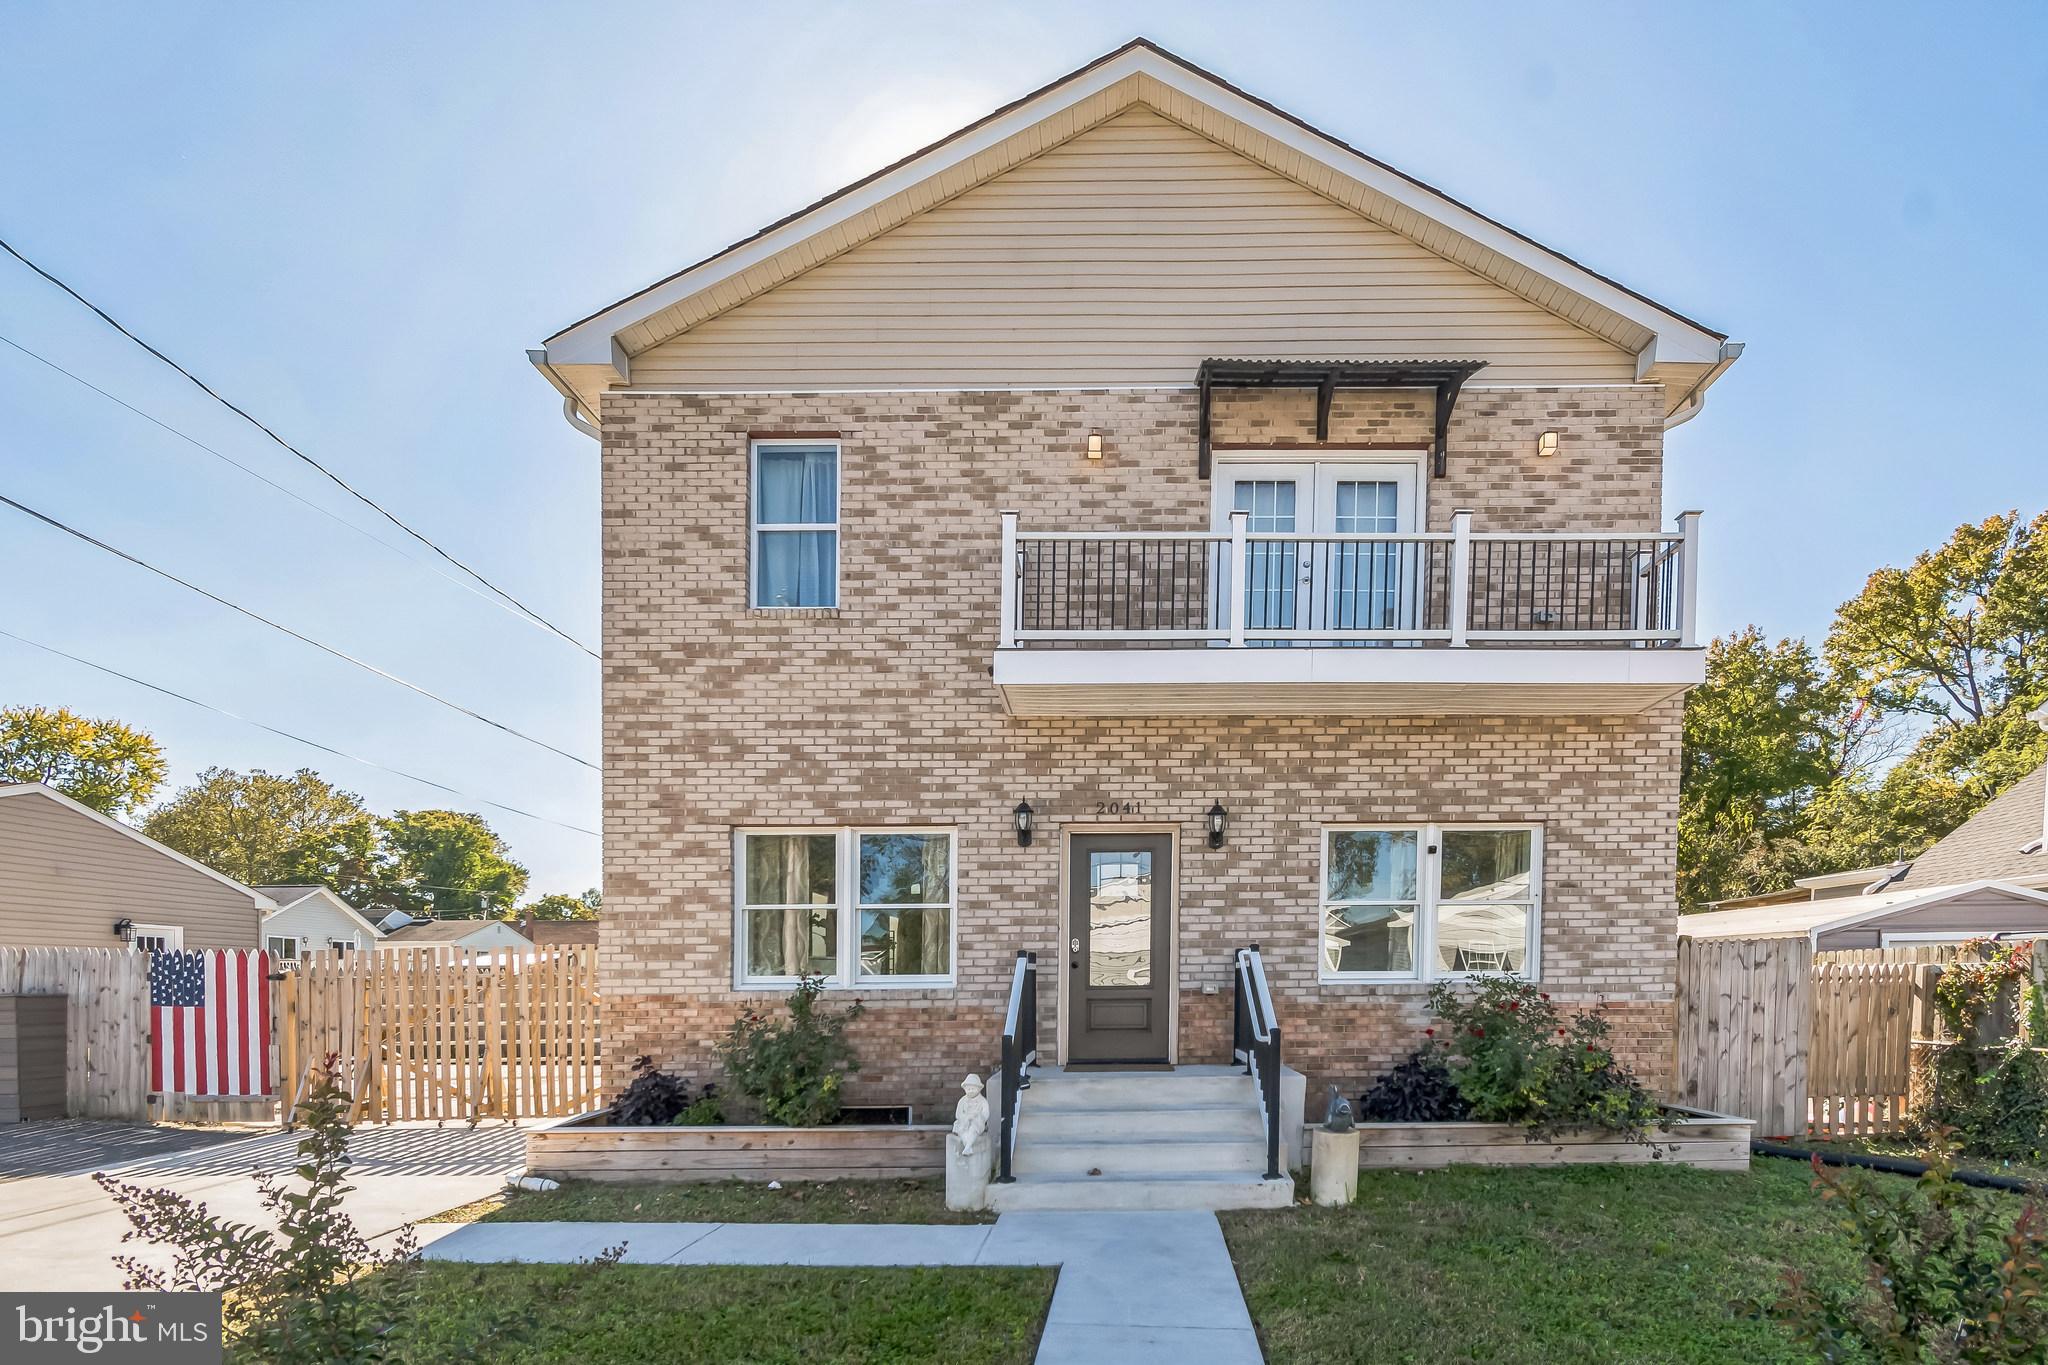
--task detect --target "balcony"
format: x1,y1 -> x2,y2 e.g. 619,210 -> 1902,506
992,510 -> 1703,717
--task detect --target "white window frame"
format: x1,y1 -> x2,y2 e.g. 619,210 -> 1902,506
129,923 -> 183,953
749,439 -> 842,609
1319,823 -> 1542,983
265,934 -> 301,962
734,826 -> 956,990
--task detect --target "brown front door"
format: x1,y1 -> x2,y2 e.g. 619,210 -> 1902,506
1066,834 -> 1172,1064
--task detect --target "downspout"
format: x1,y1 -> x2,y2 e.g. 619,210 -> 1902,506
526,348 -> 603,440
1663,341 -> 1745,429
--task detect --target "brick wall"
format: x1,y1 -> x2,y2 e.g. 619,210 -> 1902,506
599,385 -> 1680,1112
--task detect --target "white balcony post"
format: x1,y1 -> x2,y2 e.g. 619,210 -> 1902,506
1228,509 -> 1249,648
998,510 -> 1019,650
1448,509 -> 1474,648
1677,510 -> 1703,648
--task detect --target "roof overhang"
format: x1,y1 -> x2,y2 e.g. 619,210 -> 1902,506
533,39 -> 1734,433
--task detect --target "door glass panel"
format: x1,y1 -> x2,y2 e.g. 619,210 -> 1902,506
1234,479 -> 1299,634
1087,849 -> 1153,987
1330,479 -> 1402,630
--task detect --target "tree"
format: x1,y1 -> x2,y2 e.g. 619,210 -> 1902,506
142,768 -> 383,900
1678,631 -> 1841,909
514,888 -> 600,921
377,809 -> 528,919
0,705 -> 166,815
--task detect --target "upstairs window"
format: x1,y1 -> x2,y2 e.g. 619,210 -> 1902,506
751,442 -> 839,607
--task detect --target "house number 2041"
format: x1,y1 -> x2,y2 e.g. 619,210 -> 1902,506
1093,800 -> 1144,816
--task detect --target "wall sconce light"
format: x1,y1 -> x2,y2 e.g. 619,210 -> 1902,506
1085,433 -> 1103,460
1536,430 -> 1560,458
1014,800 -> 1035,847
1207,801 -> 1228,849
112,917 -> 134,943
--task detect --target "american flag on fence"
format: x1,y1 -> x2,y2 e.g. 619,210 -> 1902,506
149,949 -> 273,1096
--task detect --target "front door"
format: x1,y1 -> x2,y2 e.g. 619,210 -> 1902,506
1067,834 -> 1172,1064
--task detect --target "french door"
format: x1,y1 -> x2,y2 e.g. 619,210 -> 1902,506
1210,459 -> 1421,639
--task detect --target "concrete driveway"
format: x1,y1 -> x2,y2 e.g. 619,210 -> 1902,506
0,1119 -> 528,1290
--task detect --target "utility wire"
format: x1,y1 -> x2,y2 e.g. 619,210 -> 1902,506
0,491 -> 597,771
0,234 -> 599,659
0,627 -> 597,837
0,332 -> 575,641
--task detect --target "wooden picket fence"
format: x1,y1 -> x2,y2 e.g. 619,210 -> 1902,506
1677,938 -> 1963,1139
0,947 -> 151,1120
277,945 -> 602,1123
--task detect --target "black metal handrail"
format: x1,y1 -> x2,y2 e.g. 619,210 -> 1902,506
997,949 -> 1037,1184
1232,942 -> 1284,1181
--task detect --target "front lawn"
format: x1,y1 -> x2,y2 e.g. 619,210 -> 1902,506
1801,1135 -> 2048,1188
1223,1160 -> 1869,1364
399,1262 -> 1052,1364
427,1176 -> 984,1225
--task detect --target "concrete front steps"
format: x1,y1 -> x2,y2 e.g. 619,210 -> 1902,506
987,1065 -> 1295,1212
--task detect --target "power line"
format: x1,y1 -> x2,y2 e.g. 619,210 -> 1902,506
0,627 -> 597,839
0,233 -> 599,660
0,331 -> 579,641
0,490 -> 597,771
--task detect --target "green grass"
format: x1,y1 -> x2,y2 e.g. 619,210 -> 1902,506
1801,1135 -> 2048,1188
399,1262 -> 1053,1364
425,1176 -> 988,1225
1222,1161 -> 1871,1364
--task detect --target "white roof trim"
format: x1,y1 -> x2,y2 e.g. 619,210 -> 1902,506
541,41 -> 1728,375
258,886 -> 387,942
0,782 -> 278,910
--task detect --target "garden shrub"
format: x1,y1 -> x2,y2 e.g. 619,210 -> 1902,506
718,974 -> 864,1127
1920,940 -> 2048,1163
1422,978 -> 1663,1141
1772,1142 -> 2048,1363
608,1055 -> 720,1126
95,1056 -> 422,1361
1358,1050 -> 1469,1122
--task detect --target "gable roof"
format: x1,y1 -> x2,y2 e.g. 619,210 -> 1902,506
382,919 -> 528,945
0,783 -> 277,909
1678,879 -> 2048,942
533,38 -> 1736,430
255,884 -> 388,941
518,918 -> 599,947
1898,763 -> 2048,891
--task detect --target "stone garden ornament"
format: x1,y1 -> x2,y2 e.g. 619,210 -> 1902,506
952,1073 -> 990,1155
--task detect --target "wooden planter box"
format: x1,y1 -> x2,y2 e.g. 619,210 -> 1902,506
1314,1106 -> 1753,1172
527,1110 -> 949,1184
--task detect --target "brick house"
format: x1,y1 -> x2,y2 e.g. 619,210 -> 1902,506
531,41 -> 1738,1153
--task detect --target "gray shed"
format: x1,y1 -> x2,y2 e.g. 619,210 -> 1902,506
1678,879 -> 2048,952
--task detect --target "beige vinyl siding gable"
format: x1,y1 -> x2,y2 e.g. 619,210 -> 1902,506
630,109 -> 1637,390
0,792 -> 261,950
261,893 -> 375,953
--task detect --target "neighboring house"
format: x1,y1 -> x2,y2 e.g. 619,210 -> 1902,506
255,885 -> 386,962
1706,864 -> 1910,911
1679,880 -> 2048,951
0,782 -> 270,950
1894,760 -> 2047,893
516,917 -> 600,949
380,919 -> 531,952
531,40 -> 1742,1123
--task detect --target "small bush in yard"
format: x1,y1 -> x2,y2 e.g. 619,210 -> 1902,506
1772,1141 -> 2048,1363
1358,1051 -> 1469,1123
719,975 -> 864,1127
1920,940 -> 2048,1164
1423,977 -> 1662,1141
94,1055 -> 422,1362
609,1055 -> 721,1126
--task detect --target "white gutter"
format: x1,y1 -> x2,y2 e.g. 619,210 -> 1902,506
526,348 -> 603,440
1663,341 -> 1745,429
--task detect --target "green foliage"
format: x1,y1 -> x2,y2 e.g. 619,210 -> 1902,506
143,767 -> 385,900
1681,510 -> 2048,910
718,976 -> 864,1127
514,888 -> 601,921
93,1058 -> 423,1361
1933,941 -> 2035,1042
1771,1144 -> 2048,1363
1917,945 -> 2048,1163
0,703 -> 166,815
377,808 -> 529,918
1421,978 -> 1662,1141
674,1092 -> 726,1126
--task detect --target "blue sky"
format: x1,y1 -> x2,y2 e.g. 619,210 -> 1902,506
3,2 -> 2042,897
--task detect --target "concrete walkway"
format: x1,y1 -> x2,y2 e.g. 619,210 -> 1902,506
420,1210 -> 1263,1364
0,1121 -> 528,1291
